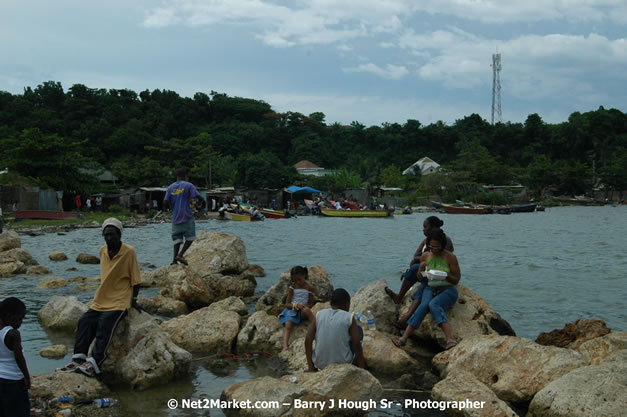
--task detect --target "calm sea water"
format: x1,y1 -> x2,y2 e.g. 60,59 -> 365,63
3,206 -> 626,416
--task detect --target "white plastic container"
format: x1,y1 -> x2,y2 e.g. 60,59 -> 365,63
426,269 -> 447,280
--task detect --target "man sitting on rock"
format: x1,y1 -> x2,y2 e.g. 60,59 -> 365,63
305,288 -> 365,371
58,218 -> 141,377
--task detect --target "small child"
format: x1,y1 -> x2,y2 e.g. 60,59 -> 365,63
278,266 -> 314,351
0,297 -> 31,417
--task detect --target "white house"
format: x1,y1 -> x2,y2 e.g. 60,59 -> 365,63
402,157 -> 441,176
294,160 -> 332,177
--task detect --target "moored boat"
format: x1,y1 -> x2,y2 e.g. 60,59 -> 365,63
320,208 -> 392,217
440,203 -> 493,214
260,208 -> 286,219
224,211 -> 264,221
510,203 -> 537,213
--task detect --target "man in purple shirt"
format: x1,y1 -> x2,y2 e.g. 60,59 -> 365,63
164,168 -> 203,265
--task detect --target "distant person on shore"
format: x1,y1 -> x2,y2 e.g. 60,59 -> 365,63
0,297 -> 31,417
393,229 -> 460,350
58,218 -> 141,377
75,194 -> 82,212
385,216 -> 454,305
164,168 -> 202,265
86,197 -> 92,211
12,201 -> 18,212
96,196 -> 103,211
279,266 -> 314,351
305,288 -> 365,371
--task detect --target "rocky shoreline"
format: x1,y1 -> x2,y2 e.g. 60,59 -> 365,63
1,229 -> 625,417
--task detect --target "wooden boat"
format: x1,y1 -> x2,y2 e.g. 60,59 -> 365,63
440,203 -> 493,214
320,208 -> 392,218
260,208 -> 286,219
431,201 -> 443,209
224,211 -> 264,221
13,210 -> 77,220
510,203 -> 537,213
393,207 -> 413,215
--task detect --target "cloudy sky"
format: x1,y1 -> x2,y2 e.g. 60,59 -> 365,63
1,0 -> 626,127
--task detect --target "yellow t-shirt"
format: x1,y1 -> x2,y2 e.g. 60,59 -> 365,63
91,243 -> 141,311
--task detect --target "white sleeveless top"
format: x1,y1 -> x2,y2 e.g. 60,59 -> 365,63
312,309 -> 354,369
0,326 -> 24,380
290,287 -> 311,305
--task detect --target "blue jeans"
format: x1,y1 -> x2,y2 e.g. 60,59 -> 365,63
402,264 -> 421,286
407,286 -> 458,328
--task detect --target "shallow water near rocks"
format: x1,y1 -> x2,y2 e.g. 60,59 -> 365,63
4,206 -> 626,416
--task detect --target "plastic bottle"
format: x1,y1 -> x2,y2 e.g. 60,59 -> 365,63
49,395 -> 74,406
355,312 -> 366,324
366,310 -> 376,330
92,398 -> 118,408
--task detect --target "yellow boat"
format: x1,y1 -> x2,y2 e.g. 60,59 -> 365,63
320,208 -> 392,218
224,212 -> 264,221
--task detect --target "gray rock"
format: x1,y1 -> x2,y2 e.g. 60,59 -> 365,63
76,253 -> 100,264
0,260 -> 26,277
40,344 -> 68,358
0,230 -> 20,252
38,277 -> 67,288
0,248 -> 38,265
38,296 -> 89,331
432,368 -> 519,417
432,335 -> 587,403
184,231 -> 249,274
100,309 -> 193,390
27,265 -> 52,275
161,304 -> 242,353
528,350 -> 627,417
49,250 -> 68,261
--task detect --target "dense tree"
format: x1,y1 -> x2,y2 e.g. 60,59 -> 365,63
0,81 -> 624,199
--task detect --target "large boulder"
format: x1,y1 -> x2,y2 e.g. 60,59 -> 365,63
0,247 -> 38,265
161,304 -> 242,353
184,231 -> 249,274
577,331 -> 627,365
100,309 -> 193,390
211,296 -> 248,316
160,268 -> 214,309
432,335 -> 588,403
0,260 -> 26,276
0,230 -> 20,252
236,311 -> 284,353
408,285 -> 515,347
38,277 -> 67,288
30,371 -> 109,405
140,264 -> 187,287
38,296 -> 88,331
222,364 -> 383,417
527,350 -> 627,417
535,318 -> 611,350
351,279 -> 401,335
160,268 -> 256,310
76,253 -> 100,264
361,330 -> 432,376
137,295 -> 189,317
431,369 -> 519,417
255,266 -> 333,316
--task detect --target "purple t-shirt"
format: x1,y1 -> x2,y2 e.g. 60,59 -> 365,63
164,180 -> 201,225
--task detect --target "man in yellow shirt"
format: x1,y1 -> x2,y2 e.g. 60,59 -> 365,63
58,218 -> 141,377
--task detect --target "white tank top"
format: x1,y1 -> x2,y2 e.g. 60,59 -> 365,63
0,326 -> 24,380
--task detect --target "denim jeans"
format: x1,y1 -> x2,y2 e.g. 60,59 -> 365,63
407,286 -> 458,328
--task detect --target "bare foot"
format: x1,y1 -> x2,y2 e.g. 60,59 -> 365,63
281,346 -> 289,352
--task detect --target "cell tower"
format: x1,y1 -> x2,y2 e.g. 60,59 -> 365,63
491,52 -> 502,124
